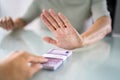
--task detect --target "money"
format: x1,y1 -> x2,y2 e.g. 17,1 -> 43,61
42,49 -> 72,70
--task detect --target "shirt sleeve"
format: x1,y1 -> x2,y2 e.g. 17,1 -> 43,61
21,0 -> 41,23
91,0 -> 110,21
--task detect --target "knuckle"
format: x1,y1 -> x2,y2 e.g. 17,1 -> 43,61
53,22 -> 57,26
53,14 -> 57,18
8,17 -> 12,21
47,16 -> 51,20
18,51 -> 28,56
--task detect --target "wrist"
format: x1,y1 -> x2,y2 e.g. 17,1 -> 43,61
79,35 -> 87,47
13,18 -> 27,30
74,35 -> 85,49
79,35 -> 86,47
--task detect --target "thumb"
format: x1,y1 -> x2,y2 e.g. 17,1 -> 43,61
43,36 -> 57,45
27,55 -> 48,77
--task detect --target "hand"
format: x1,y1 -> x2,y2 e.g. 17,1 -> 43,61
0,16 -> 15,30
41,9 -> 83,50
0,51 -> 48,80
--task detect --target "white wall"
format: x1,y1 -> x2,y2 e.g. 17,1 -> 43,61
0,0 -> 32,18
0,0 -> 42,35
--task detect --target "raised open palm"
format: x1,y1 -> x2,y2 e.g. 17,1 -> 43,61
41,9 -> 83,50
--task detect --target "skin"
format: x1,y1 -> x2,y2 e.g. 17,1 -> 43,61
0,9 -> 111,50
40,9 -> 111,50
0,51 -> 48,80
0,17 -> 26,30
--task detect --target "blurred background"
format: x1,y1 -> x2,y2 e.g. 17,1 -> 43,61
0,0 -> 119,36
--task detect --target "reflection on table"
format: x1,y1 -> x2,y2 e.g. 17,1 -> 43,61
0,29 -> 120,80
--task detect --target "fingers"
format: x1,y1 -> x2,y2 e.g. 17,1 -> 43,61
10,51 -> 48,63
42,9 -> 59,29
41,9 -> 72,32
48,9 -> 65,28
58,12 -> 72,28
0,16 -> 14,30
28,55 -> 48,63
7,17 -> 14,30
6,51 -> 47,79
26,54 -> 47,77
41,14 -> 55,31
43,36 -> 57,45
0,17 -> 7,28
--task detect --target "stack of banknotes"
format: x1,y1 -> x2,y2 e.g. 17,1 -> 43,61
42,49 -> 72,70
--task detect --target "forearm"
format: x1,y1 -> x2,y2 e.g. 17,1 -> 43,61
13,18 -> 27,30
81,16 -> 111,46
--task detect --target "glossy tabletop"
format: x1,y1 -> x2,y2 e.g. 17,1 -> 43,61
0,29 -> 120,80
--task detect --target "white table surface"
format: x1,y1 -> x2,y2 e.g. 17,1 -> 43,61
0,28 -> 120,80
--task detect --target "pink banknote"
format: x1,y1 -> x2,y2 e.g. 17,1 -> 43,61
42,49 -> 72,70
